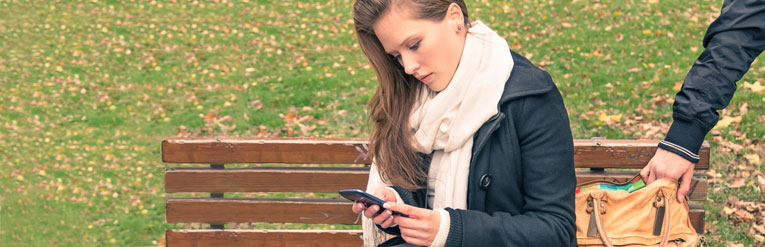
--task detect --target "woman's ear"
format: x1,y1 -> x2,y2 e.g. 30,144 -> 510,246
446,3 -> 464,31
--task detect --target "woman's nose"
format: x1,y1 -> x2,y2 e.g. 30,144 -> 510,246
401,54 -> 419,75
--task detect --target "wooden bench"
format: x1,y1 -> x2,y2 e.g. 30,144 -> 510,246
162,138 -> 709,247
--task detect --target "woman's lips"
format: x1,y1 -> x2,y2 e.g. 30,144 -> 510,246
419,73 -> 433,83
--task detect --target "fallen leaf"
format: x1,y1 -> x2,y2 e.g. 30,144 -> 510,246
713,115 -> 742,130
704,223 -> 717,234
283,113 -> 296,123
734,210 -> 754,223
251,100 -> 263,110
754,234 -> 764,242
598,112 -> 623,125
204,113 -> 216,123
673,81 -> 683,91
729,178 -> 746,188
512,42 -> 522,50
744,154 -> 760,165
743,81 -> 764,93
752,223 -> 765,235
739,103 -> 749,114
721,206 -> 735,216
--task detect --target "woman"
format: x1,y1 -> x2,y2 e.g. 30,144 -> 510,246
351,0 -> 576,246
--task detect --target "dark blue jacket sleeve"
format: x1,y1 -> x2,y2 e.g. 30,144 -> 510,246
662,0 -> 765,162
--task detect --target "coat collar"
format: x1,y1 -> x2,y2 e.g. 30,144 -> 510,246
498,50 -> 554,105
471,50 -> 554,162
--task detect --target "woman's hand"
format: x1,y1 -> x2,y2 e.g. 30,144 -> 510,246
351,187 -> 398,228
385,202 -> 441,246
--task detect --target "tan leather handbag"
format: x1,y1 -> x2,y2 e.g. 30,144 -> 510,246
575,176 -> 701,247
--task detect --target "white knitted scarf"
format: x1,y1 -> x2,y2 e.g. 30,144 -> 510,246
363,20 -> 513,246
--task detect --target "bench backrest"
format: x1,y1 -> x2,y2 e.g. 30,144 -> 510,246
162,138 -> 708,247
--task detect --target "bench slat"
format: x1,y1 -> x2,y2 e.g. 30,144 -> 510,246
164,168 -> 707,201
166,198 -> 706,233
162,138 -> 709,169
573,140 -> 709,170
166,230 -> 362,247
166,198 -> 359,225
162,138 -> 372,165
164,167 -> 369,193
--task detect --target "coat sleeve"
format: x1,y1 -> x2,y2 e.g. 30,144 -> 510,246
663,0 -> 765,162
444,82 -> 577,247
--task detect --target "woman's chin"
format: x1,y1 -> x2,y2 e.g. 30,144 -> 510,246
426,80 -> 449,92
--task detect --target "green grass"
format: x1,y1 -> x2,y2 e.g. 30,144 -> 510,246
1,0 -> 762,246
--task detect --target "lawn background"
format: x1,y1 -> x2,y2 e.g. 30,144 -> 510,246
1,0 -> 762,246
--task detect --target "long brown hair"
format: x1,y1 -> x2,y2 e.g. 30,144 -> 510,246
352,0 -> 470,191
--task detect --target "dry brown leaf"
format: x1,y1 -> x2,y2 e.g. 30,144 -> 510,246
704,223 -> 718,234
713,115 -> 743,130
722,206 -> 736,216
734,210 -> 755,223
752,223 -> 765,235
743,81 -> 764,93
283,113 -> 296,124
754,234 -> 764,242
251,100 -> 263,110
512,42 -> 522,50
673,81 -> 683,91
721,140 -> 745,152
744,153 -> 760,165
739,103 -> 749,115
729,178 -> 746,188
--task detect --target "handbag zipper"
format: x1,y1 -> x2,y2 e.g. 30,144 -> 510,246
652,190 -> 666,236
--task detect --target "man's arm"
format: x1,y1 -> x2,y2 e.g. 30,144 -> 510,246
661,0 -> 765,162
643,0 -> 765,201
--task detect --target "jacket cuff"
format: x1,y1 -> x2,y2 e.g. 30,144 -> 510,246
443,208 -> 463,247
662,118 -> 706,163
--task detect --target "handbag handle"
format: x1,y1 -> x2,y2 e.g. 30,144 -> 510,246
590,189 -> 672,247
591,195 -> 613,247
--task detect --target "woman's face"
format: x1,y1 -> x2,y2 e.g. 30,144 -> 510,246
373,4 -> 465,92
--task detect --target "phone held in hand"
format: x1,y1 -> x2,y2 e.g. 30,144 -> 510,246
339,189 -> 409,217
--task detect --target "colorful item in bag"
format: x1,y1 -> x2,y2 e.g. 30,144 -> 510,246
575,176 -> 645,194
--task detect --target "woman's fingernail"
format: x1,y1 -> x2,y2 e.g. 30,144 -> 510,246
383,203 -> 390,208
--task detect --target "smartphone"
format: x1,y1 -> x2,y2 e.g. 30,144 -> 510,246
339,189 -> 409,217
